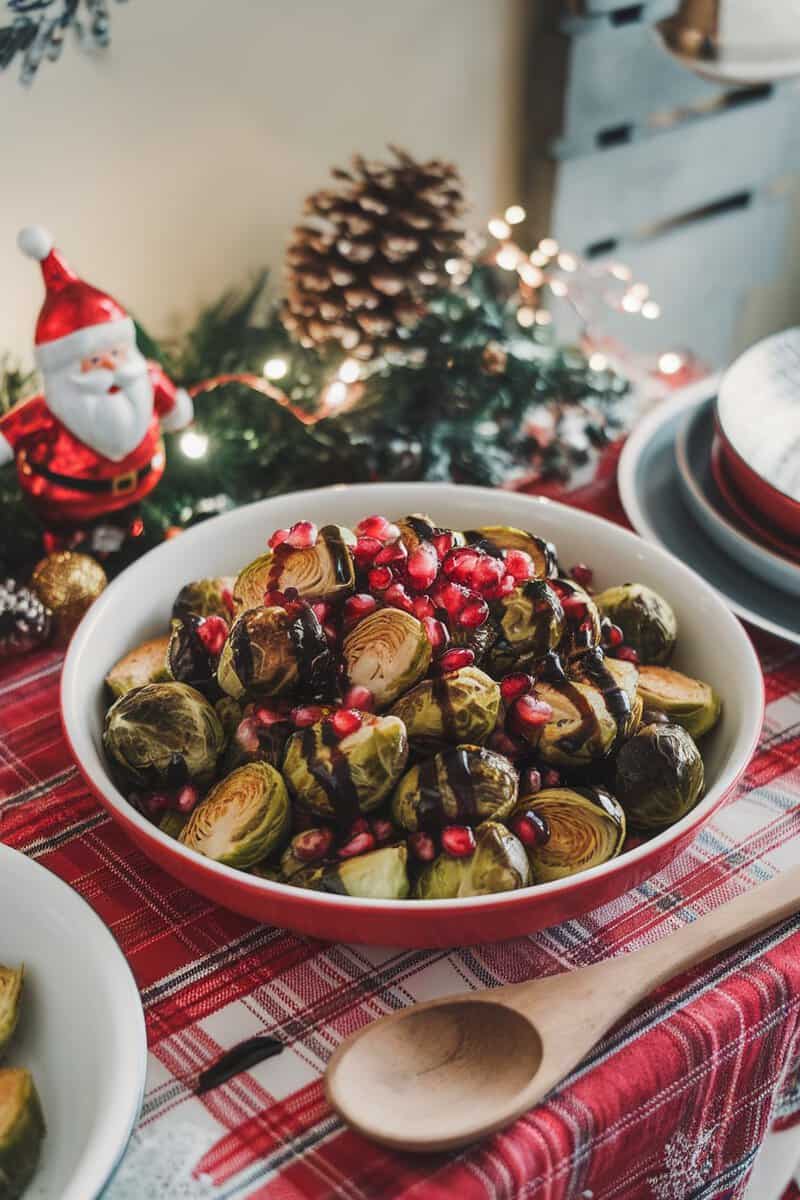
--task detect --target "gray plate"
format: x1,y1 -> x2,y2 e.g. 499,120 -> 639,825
618,384 -> 800,645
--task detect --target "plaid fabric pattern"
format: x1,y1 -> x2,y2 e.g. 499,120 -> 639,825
2,481 -> 800,1199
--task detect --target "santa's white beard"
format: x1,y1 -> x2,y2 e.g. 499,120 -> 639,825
44,355 -> 154,462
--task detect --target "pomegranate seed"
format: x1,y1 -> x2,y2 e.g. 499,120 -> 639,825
221,587 -> 235,616
521,767 -> 542,795
471,555 -> 505,593
422,617 -> 450,651
375,540 -> 408,567
436,647 -> 475,673
570,563 -> 594,589
604,622 -> 624,647
253,705 -> 286,727
348,817 -> 370,837
370,818 -> 395,845
368,566 -> 393,591
330,709 -> 363,738
408,832 -> 436,862
338,831 -> 376,858
284,587 -> 299,601
176,784 -> 199,814
292,705 -> 325,727
294,828 -> 334,862
562,593 -> 588,620
285,520 -> 317,549
344,593 -> 378,625
406,542 -> 439,590
356,515 -> 400,543
485,572 -> 516,600
342,685 -> 374,710
542,768 -> 561,788
235,717 -> 260,753
353,536 -> 383,566
411,595 -> 435,620
614,645 -> 639,664
442,547 -> 480,584
144,792 -> 169,816
311,601 -> 329,623
431,531 -> 454,559
264,588 -> 287,608
384,581 -> 415,612
504,549 -> 535,582
500,673 -> 534,703
268,528 -> 289,549
323,622 -> 339,643
511,694 -> 553,729
441,825 -> 476,858
489,730 -> 522,759
196,615 -> 229,656
511,810 -> 549,849
458,598 -> 489,629
431,580 -> 469,616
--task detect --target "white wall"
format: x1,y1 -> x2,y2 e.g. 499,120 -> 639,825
0,0 -> 518,364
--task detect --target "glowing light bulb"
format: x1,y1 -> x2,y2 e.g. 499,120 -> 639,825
445,258 -> 462,275
504,204 -> 526,225
325,380 -> 348,409
496,246 -> 520,271
264,357 -> 288,381
589,353 -> 608,371
517,262 -> 543,287
641,300 -> 661,320
557,252 -> 577,272
535,309 -> 552,325
629,282 -> 650,300
530,250 -> 548,267
517,306 -> 536,328
338,358 -> 360,383
538,237 -> 559,257
658,352 -> 684,375
488,217 -> 511,240
610,263 -> 632,282
180,431 -> 208,460
622,292 -> 642,313
549,279 -> 568,297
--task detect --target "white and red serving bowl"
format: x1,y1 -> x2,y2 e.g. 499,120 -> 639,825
62,484 -> 763,947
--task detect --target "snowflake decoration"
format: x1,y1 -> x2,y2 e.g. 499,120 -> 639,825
0,0 -> 125,85
105,1121 -> 218,1200
649,1127 -> 716,1200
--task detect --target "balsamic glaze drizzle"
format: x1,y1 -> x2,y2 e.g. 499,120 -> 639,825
196,1036 -> 284,1095
303,722 -> 361,829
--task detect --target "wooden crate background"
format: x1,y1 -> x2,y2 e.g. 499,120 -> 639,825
525,0 -> 800,365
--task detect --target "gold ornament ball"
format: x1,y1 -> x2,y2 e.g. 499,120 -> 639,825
30,552 -> 107,643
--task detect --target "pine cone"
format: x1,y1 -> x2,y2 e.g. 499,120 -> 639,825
283,146 -> 466,359
0,578 -> 52,659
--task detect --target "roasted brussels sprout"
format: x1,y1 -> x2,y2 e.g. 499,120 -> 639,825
510,786 -> 625,882
172,576 -> 234,621
395,514 -> 464,552
250,862 -> 283,882
0,1068 -> 45,1200
392,745 -> 518,832
214,696 -> 243,740
296,844 -> 410,899
594,583 -> 677,665
223,703 -> 293,772
533,678 -> 618,765
449,617 -> 498,667
234,524 -> 355,612
167,614 -> 222,698
279,829 -> 331,881
495,580 -> 564,662
217,604 -> 332,700
103,682 -> 225,790
342,608 -> 431,710
105,635 -> 170,699
179,761 -> 290,868
636,666 -> 721,739
283,712 -> 408,818
615,722 -> 704,830
464,525 -> 558,578
568,649 -> 641,741
413,821 -> 531,899
389,667 -> 500,750
0,965 -> 23,1055
159,810 -> 189,840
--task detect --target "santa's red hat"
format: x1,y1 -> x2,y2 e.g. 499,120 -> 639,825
18,226 -> 136,372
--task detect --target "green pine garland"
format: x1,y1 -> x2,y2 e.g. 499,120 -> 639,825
0,264 -> 629,575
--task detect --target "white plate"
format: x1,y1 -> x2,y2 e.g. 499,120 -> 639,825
619,381 -> 800,645
0,843 -> 147,1199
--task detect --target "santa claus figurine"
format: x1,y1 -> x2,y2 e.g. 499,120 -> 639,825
0,226 -> 194,527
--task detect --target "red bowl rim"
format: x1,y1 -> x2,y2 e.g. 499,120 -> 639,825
714,400 -> 800,515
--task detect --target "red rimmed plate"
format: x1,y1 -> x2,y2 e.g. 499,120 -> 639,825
710,435 -> 800,565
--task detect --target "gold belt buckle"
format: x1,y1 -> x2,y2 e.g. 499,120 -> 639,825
111,470 -> 137,496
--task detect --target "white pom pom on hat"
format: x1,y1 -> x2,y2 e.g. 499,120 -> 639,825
17,225 -> 54,262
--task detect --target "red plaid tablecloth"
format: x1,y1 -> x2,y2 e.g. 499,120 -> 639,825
2,471 -> 800,1200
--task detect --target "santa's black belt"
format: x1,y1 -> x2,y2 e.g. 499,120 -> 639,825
26,458 -> 154,496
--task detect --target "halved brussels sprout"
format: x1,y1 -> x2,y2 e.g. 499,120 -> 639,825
0,1068 -> 45,1200
533,678 -> 618,765
217,604 -> 332,700
159,810 -> 188,840
103,682 -> 225,790
342,608 -> 431,710
172,576 -> 234,622
167,614 -> 221,698
105,635 -> 170,699
179,761 -> 290,868
279,830 -> 330,881
463,525 -> 558,578
412,821 -> 531,899
233,524 -> 356,612
510,786 -> 625,882
594,583 -> 677,665
395,514 -> 463,552
283,713 -> 408,819
223,703 -> 293,772
391,745 -> 518,832
568,649 -> 641,742
615,722 -> 704,830
496,580 -> 564,660
0,966 -> 23,1055
554,579 -> 602,653
389,667 -> 500,750
214,696 -> 243,740
297,844 -> 410,899
636,666 -> 721,739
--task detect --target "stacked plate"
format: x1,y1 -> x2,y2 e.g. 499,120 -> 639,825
618,330 -> 800,646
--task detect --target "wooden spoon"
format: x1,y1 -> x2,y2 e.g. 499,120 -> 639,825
325,867 -> 800,1152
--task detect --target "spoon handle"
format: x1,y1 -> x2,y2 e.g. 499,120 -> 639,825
628,865 -> 800,993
